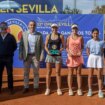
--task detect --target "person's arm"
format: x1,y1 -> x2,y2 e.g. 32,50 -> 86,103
81,36 -> 84,50
86,48 -> 90,56
19,35 -> 24,60
86,41 -> 90,56
12,35 -> 17,52
66,36 -> 72,56
101,41 -> 105,55
77,36 -> 84,56
45,35 -> 50,55
59,35 -> 65,52
66,36 -> 70,53
40,34 -> 44,61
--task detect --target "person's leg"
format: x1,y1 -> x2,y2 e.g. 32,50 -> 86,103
76,65 -> 83,96
55,63 -> 61,89
55,63 -> 62,95
68,67 -> 74,96
0,60 -> 5,93
88,68 -> 94,90
97,68 -> 103,91
46,62 -> 52,89
87,68 -> 94,96
76,65 -> 82,90
23,56 -> 31,93
31,56 -> 39,89
68,67 -> 74,92
97,68 -> 104,98
45,62 -> 52,95
5,57 -> 14,94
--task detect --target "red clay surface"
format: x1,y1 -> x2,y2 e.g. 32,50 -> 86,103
0,68 -> 105,105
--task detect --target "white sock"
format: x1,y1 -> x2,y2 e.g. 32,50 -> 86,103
89,89 -> 92,91
99,90 -> 102,93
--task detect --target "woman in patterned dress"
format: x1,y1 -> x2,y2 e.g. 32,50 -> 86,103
45,23 -> 64,95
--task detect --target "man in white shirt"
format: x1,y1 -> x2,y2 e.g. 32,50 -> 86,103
19,20 -> 44,94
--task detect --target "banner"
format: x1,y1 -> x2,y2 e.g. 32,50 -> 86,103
0,0 -> 63,14
0,14 -> 104,68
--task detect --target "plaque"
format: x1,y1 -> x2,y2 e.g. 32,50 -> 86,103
49,44 -> 60,56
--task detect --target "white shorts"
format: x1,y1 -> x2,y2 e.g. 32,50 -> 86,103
87,54 -> 104,68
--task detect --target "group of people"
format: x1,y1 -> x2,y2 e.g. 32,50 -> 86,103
0,20 -> 104,98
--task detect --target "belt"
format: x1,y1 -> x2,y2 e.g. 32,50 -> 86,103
28,53 -> 35,56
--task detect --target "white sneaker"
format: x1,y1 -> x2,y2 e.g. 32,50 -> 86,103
69,90 -> 74,96
77,89 -> 83,96
45,89 -> 50,95
87,90 -> 92,97
98,91 -> 104,98
57,89 -> 62,96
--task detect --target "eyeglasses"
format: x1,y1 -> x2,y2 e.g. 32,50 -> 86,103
0,27 -> 7,30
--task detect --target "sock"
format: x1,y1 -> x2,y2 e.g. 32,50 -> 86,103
99,90 -> 102,93
89,89 -> 92,91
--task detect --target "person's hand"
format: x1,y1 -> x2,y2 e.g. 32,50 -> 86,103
68,51 -> 73,57
76,51 -> 82,56
47,51 -> 51,55
56,50 -> 60,55
19,55 -> 23,60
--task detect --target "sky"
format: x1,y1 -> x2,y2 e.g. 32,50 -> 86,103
63,0 -> 105,13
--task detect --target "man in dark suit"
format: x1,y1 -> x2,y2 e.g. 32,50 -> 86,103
0,22 -> 17,94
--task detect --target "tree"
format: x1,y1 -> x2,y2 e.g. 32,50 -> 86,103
92,5 -> 105,14
63,5 -> 82,14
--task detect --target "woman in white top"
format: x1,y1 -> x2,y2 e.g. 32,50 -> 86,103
86,28 -> 104,98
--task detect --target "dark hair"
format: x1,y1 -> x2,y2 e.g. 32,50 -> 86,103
92,28 -> 99,33
29,20 -> 36,25
0,22 -> 8,27
91,28 -> 99,39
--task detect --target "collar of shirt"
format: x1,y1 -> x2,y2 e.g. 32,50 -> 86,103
1,33 -> 8,40
28,30 -> 36,35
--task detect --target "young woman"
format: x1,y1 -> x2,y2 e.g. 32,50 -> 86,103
86,28 -> 104,98
66,24 -> 84,96
45,23 -> 64,95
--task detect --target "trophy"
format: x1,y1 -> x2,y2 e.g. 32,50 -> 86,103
49,44 -> 60,56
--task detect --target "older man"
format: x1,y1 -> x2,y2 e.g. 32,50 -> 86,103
19,20 -> 44,93
0,22 -> 17,94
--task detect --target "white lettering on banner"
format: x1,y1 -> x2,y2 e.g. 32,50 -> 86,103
61,31 -> 70,35
39,31 -> 49,35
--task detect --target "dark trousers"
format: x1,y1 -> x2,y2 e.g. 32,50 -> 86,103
0,57 -> 13,89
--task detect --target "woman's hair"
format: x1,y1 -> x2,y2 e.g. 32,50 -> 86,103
91,28 -> 99,38
92,28 -> 99,34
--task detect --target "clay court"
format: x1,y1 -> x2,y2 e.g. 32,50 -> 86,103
0,68 -> 105,105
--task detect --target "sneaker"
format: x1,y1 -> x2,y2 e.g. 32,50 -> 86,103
77,89 -> 83,96
57,89 -> 62,96
98,91 -> 104,98
45,89 -> 50,95
9,89 -> 15,95
33,88 -> 39,94
87,90 -> 92,97
69,89 -> 74,96
22,88 -> 29,94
